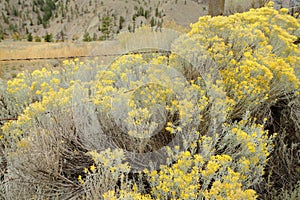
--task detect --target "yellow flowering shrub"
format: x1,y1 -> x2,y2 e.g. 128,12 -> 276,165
83,149 -> 132,198
149,151 -> 201,199
146,118 -> 271,200
1,85 -> 73,146
172,4 -> 300,119
0,52 -> 220,199
91,53 -> 209,154
202,167 -> 257,200
0,60 -> 106,198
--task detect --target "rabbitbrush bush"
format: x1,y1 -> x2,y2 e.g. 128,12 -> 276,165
1,3 -> 300,200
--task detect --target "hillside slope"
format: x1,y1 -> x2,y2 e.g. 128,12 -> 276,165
0,0 -> 208,41
0,0 -> 298,41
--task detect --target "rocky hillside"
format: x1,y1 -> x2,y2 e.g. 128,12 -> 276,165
0,0 -> 298,42
0,0 -> 209,41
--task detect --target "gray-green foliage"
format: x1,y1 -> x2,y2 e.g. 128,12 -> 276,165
270,181 -> 300,200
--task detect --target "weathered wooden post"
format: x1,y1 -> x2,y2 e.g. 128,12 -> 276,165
208,0 -> 225,16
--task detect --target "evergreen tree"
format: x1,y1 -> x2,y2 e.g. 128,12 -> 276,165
44,32 -> 53,42
119,16 -> 125,30
2,12 -> 9,24
27,33 -> 33,42
93,33 -> 97,41
0,28 -> 4,41
150,17 -> 155,27
101,15 -> 112,40
35,36 -> 41,42
83,31 -> 91,42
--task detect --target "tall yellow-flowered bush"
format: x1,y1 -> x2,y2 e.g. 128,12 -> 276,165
0,3 -> 299,200
172,2 -> 300,120
171,2 -> 300,197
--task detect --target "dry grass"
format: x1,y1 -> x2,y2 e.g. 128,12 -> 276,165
0,41 -> 121,60
0,41 -> 121,80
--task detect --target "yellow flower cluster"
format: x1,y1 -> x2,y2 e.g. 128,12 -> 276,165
201,154 -> 232,177
84,149 -> 132,197
87,148 -> 127,167
221,120 -> 273,187
203,167 -> 257,200
148,146 -> 259,199
103,190 -> 153,200
149,151 -> 201,199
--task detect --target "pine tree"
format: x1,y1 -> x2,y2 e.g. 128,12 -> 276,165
35,36 -> 41,42
101,15 -> 112,40
119,16 -> 125,30
83,31 -> 91,42
150,17 -> 155,27
93,33 -> 97,41
44,32 -> 53,42
27,32 -> 33,42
